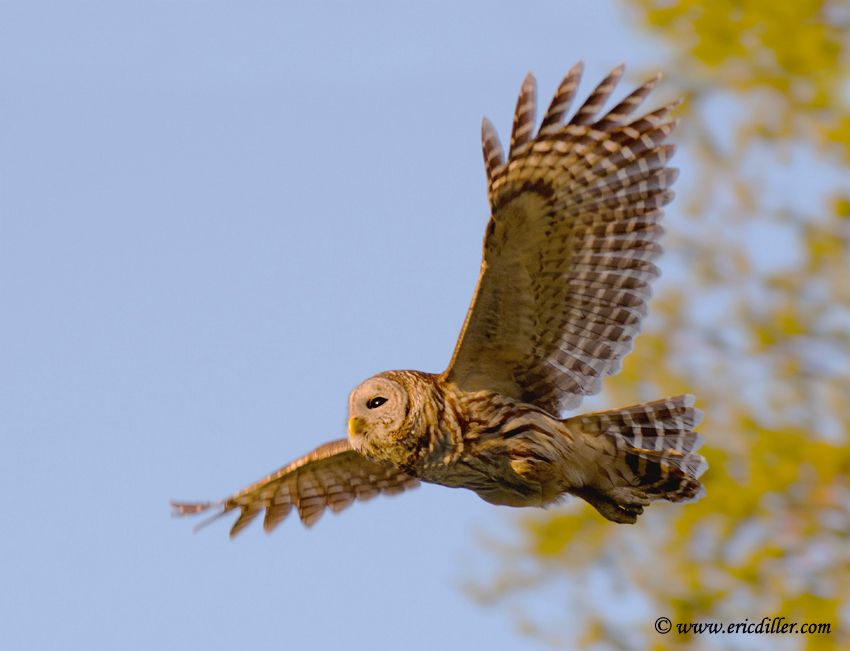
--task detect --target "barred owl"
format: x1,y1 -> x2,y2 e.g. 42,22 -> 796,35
172,62 -> 706,537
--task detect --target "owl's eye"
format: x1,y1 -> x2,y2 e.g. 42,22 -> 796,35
366,396 -> 388,409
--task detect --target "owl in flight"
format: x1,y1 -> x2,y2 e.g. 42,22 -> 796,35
172,62 -> 706,537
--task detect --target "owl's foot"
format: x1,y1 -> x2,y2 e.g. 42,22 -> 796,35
571,486 -> 650,524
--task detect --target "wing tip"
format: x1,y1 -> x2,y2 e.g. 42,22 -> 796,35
171,498 -> 231,534
170,499 -> 215,517
639,71 -> 663,94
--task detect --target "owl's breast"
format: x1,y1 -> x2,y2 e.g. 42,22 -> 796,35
414,447 -> 543,506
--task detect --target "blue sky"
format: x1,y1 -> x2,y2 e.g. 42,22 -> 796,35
1,2 -> 671,649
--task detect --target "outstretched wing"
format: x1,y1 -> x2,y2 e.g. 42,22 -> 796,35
444,62 -> 679,416
171,439 -> 419,537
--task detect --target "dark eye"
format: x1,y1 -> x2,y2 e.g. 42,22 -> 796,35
366,396 -> 388,409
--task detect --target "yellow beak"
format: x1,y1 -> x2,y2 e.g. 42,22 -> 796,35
348,417 -> 366,436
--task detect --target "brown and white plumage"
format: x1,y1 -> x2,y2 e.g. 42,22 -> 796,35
172,439 -> 419,537
173,63 -> 706,536
446,63 -> 679,415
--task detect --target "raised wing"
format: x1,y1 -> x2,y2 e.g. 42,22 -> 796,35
171,439 -> 419,537
444,63 -> 679,416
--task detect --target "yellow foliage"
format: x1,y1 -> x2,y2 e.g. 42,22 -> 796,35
635,0 -> 844,110
826,115 -> 850,163
806,225 -> 847,270
833,195 -> 850,219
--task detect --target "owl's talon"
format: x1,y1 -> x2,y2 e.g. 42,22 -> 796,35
571,486 -> 650,524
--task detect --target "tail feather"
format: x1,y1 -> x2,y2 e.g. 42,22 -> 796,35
569,395 -> 706,503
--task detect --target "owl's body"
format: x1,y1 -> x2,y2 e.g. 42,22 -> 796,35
173,62 -> 707,536
348,371 -> 702,524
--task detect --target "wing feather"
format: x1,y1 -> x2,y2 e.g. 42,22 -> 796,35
481,117 -> 505,187
569,63 -> 624,125
508,73 -> 537,157
171,439 -> 419,537
538,61 -> 584,135
444,64 -> 679,415
596,73 -> 662,130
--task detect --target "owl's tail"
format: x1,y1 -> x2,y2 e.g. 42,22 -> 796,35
567,395 -> 707,503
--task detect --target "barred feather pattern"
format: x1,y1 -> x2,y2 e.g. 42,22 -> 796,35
356,373 -> 707,521
446,63 -> 681,416
172,64 -> 704,537
171,439 -> 418,538
564,395 -> 706,501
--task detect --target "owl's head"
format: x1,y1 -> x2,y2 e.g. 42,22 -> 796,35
346,374 -> 411,462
